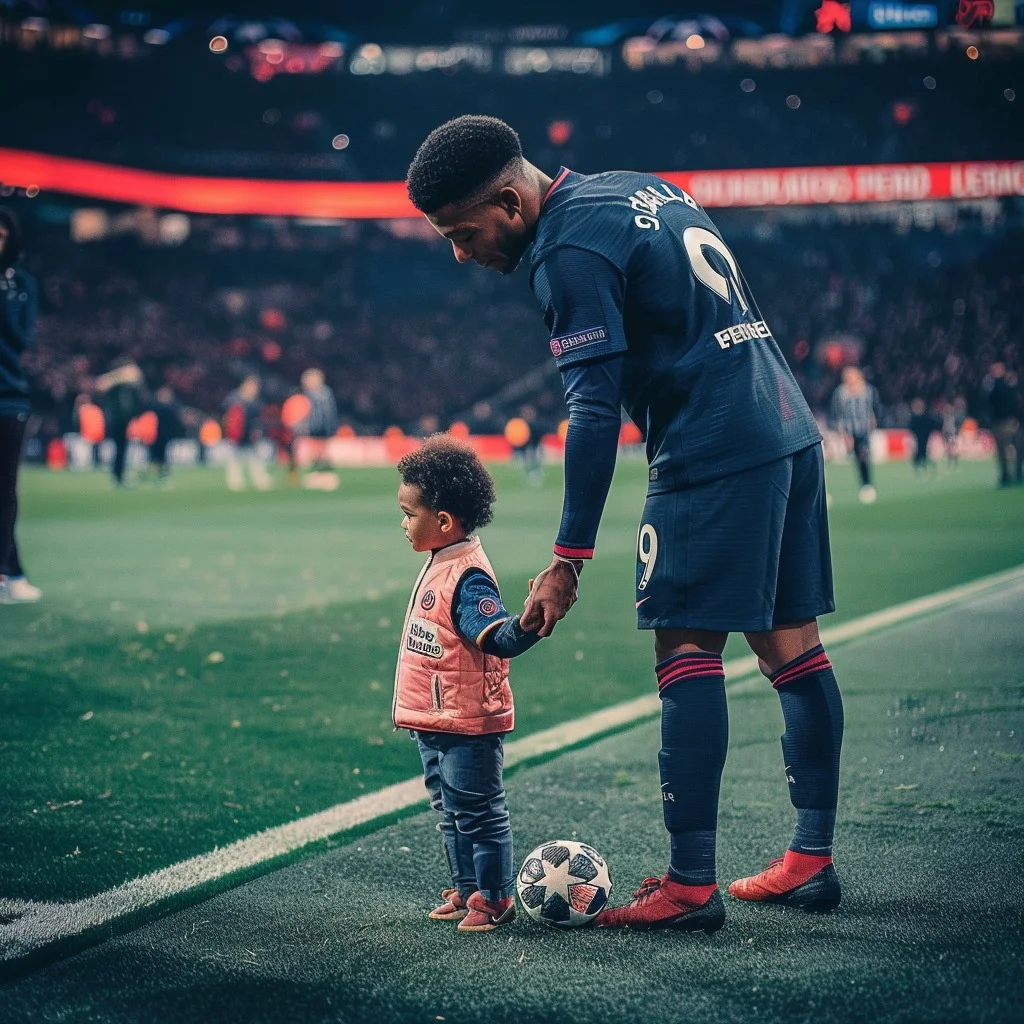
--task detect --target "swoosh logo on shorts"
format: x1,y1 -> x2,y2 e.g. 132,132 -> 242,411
636,596 -> 652,608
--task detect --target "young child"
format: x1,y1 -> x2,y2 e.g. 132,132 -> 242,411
394,434 -> 540,933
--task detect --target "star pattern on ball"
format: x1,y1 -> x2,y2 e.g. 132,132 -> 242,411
536,857 -> 591,905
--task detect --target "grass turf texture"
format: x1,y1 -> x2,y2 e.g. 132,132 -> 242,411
1,459 -> 1022,904
4,579 -> 1022,1023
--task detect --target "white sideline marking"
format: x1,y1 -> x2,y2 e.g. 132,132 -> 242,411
3,563 -> 1023,963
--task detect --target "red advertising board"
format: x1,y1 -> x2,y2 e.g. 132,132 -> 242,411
2,149 -> 1022,215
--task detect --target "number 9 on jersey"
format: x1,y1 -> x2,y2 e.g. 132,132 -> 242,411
637,523 -> 658,592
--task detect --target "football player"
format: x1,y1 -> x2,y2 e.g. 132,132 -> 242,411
406,116 -> 844,930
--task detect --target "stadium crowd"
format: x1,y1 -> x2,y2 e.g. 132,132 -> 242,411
14,212 -> 1022,454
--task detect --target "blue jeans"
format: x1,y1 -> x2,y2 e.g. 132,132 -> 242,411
414,731 -> 514,902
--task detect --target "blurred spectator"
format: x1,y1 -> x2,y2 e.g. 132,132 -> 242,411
95,358 -> 146,487
940,396 -> 967,467
982,362 -> 1023,487
908,398 -> 941,476
149,385 -> 183,486
830,366 -> 880,503
223,375 -> 271,491
301,368 -> 339,440
516,404 -> 544,485
298,367 -> 340,489
0,207 -> 42,604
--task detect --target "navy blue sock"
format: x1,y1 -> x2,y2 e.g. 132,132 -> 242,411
771,645 -> 844,857
656,652 -> 728,886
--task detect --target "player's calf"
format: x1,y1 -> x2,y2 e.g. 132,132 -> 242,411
731,643 -> 844,913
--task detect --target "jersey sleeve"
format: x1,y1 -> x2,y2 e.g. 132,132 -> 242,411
554,355 -> 625,559
531,245 -> 628,370
451,568 -> 539,657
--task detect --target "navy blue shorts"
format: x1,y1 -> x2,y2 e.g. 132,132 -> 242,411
635,444 -> 835,633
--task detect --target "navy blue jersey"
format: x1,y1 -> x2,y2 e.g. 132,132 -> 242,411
529,169 -> 820,494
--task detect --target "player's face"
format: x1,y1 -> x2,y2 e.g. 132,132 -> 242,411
427,189 -> 530,275
398,482 -> 449,552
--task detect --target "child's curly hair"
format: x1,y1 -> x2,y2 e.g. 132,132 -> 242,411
397,434 -> 496,533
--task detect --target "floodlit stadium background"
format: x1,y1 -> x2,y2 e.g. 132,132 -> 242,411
1,0 -> 1021,457
1,2 -> 1023,1020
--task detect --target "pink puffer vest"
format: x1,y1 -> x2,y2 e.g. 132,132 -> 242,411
392,537 -> 514,735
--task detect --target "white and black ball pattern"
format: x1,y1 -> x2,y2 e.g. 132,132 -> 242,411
516,840 -> 612,928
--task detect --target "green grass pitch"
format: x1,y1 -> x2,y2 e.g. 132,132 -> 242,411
1,456 -> 1023,1021
1,456 -> 1021,908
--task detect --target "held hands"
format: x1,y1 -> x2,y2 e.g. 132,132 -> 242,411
521,556 -> 583,638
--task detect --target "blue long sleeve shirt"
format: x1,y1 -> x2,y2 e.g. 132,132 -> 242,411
451,567 -> 540,658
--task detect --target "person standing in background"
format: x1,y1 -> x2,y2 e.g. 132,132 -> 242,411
299,368 -> 339,489
301,368 -> 339,445
830,366 -> 880,504
940,396 -> 966,467
908,398 -> 940,476
0,207 -> 42,604
223,375 -> 271,491
95,358 -> 146,488
149,385 -> 183,486
982,362 -> 1022,488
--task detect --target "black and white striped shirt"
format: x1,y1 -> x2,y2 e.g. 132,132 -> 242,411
830,384 -> 879,438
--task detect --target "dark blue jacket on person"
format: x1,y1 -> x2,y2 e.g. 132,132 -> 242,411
0,209 -> 36,418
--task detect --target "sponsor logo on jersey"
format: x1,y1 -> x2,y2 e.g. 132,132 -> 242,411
420,590 -> 436,610
714,319 -> 772,350
478,597 -> 498,617
550,326 -> 607,358
406,616 -> 444,659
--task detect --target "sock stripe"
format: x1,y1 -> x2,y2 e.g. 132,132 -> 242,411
657,652 -> 725,694
770,644 -> 832,689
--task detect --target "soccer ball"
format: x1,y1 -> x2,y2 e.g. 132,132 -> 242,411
516,840 -> 612,928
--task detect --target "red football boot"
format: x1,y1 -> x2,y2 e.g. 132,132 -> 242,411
728,851 -> 840,912
596,875 -> 725,932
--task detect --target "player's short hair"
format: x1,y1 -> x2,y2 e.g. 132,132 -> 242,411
406,115 -> 523,214
398,434 -> 496,533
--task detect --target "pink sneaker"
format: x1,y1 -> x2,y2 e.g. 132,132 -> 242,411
456,891 -> 515,933
428,888 -> 470,922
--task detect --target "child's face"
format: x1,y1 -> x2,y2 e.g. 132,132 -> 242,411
398,482 -> 454,552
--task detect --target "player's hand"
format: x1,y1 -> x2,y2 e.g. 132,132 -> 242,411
521,557 -> 582,637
